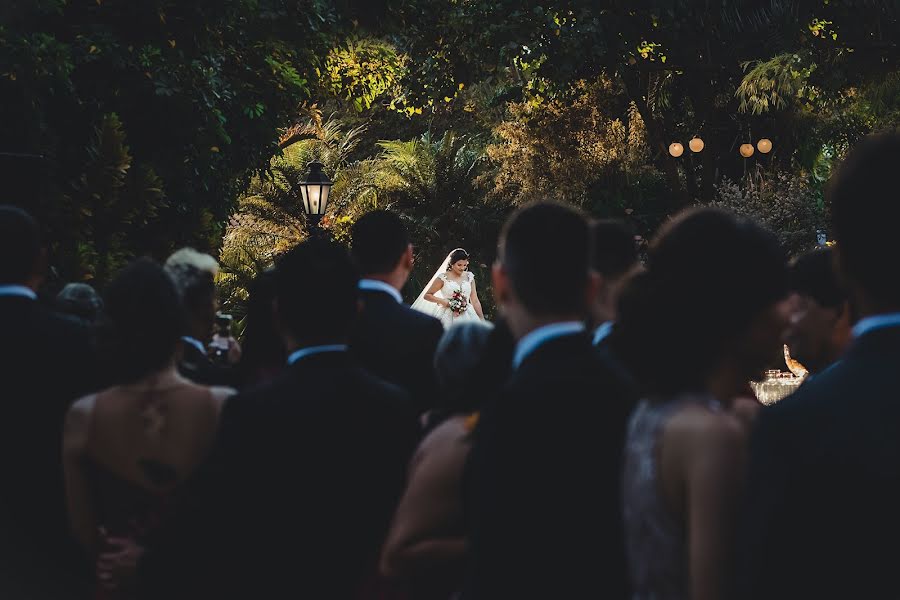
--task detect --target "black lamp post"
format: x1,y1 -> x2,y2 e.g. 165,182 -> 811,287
299,161 -> 333,234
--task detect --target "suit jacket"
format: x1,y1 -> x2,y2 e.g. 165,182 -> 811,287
139,351 -> 419,599
739,326 -> 900,600
463,332 -> 635,599
351,288 -> 444,414
178,339 -> 235,388
0,296 -> 98,598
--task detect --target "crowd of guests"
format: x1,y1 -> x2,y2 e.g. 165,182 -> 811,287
2,131 -> 900,600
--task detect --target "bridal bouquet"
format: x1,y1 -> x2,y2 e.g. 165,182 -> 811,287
448,290 -> 468,315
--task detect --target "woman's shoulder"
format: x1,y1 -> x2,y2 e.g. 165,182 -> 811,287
409,415 -> 473,471
64,393 -> 98,435
664,400 -> 746,457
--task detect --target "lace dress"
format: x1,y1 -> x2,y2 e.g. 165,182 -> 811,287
432,272 -> 481,330
622,394 -> 722,600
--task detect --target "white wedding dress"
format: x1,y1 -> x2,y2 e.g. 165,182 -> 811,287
411,264 -> 482,329
429,271 -> 482,329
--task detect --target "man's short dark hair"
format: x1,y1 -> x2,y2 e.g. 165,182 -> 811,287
0,205 -> 41,285
350,210 -> 409,275
591,219 -> 639,279
499,201 -> 590,315
789,248 -> 846,309
275,238 -> 359,340
829,131 -> 900,305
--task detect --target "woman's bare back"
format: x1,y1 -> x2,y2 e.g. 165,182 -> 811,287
85,378 -> 234,492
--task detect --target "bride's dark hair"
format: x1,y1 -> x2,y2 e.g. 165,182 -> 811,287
447,248 -> 470,270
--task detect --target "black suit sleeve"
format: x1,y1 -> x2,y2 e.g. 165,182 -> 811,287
736,407 -> 793,600
411,319 -> 444,411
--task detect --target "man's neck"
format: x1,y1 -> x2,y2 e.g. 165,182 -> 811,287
507,310 -> 587,342
361,272 -> 406,293
187,327 -> 209,343
590,304 -> 615,329
284,338 -> 349,355
850,291 -> 900,321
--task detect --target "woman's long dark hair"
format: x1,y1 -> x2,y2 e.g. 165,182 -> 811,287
611,208 -> 787,397
101,258 -> 184,383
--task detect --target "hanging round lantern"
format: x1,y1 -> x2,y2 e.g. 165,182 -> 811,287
740,143 -> 755,158
757,138 -> 773,154
689,137 -> 705,153
669,142 -> 684,158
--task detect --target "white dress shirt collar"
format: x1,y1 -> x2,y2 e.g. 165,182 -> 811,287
512,321 -> 586,370
852,313 -> 900,339
181,336 -> 207,356
592,321 -> 614,346
0,285 -> 37,301
358,279 -> 402,304
287,345 -> 349,365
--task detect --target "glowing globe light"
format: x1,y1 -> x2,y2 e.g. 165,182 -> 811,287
740,143 -> 755,158
669,142 -> 684,158
689,137 -> 704,152
757,138 -> 773,154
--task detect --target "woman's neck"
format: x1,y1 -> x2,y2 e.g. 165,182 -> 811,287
705,363 -> 749,406
124,362 -> 187,393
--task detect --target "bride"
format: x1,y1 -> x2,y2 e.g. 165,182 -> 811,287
411,248 -> 485,329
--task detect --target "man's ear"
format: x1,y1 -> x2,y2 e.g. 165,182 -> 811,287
492,261 -> 510,307
587,270 -> 602,309
25,247 -> 47,291
271,296 -> 295,348
402,244 -> 414,271
271,297 -> 281,327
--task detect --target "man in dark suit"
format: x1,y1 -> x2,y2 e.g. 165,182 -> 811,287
349,210 -> 444,415
0,206 -> 97,598
589,219 -> 640,388
138,238 -> 418,599
589,218 -> 639,348
463,202 -> 635,599
740,132 -> 900,600
163,248 -> 234,387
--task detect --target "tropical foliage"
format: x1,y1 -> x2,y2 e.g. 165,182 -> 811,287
1,0 -> 344,286
711,172 -> 826,257
5,0 -> 900,305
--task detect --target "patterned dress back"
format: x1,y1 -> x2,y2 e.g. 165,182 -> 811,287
622,394 -> 721,600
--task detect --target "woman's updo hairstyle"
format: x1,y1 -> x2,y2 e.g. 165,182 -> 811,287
612,208 -> 787,396
447,248 -> 470,271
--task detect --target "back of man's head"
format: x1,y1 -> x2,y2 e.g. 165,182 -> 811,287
789,248 -> 845,309
275,238 -> 359,341
591,219 -> 639,280
0,205 -> 41,285
829,131 -> 900,306
350,210 -> 409,275
499,201 -> 591,316
56,282 -> 104,323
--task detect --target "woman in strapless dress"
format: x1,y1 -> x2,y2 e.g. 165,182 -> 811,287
63,259 -> 235,599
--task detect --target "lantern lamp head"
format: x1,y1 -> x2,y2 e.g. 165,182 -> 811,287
299,161 -> 333,218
